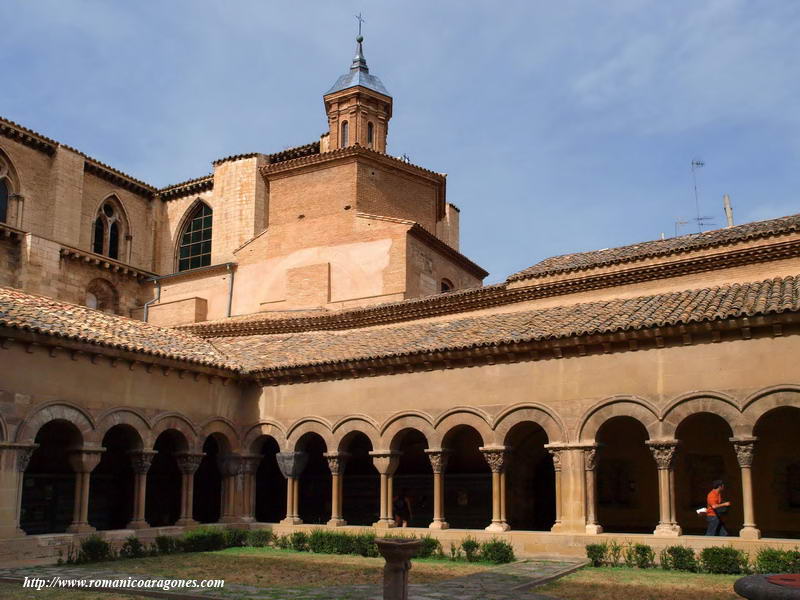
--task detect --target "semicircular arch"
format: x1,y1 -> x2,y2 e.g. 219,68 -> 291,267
151,412 -> 199,451
93,407 -> 151,447
15,402 -> 95,444
662,392 -> 745,438
198,417 -> 241,453
492,403 -> 566,445
332,415 -> 380,452
434,407 -> 492,448
286,417 -> 333,451
243,420 -> 287,453
578,396 -> 660,442
742,386 -> 800,434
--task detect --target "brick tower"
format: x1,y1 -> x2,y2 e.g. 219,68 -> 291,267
322,36 -> 392,153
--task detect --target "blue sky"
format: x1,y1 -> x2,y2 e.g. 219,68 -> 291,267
3,0 -> 799,282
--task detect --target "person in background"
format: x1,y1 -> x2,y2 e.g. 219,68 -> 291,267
706,479 -> 731,536
393,488 -> 412,528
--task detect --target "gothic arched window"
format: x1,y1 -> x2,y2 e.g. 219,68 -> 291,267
92,198 -> 127,260
0,179 -> 8,224
178,202 -> 213,271
85,278 -> 119,314
367,122 -> 374,148
441,278 -> 453,293
341,121 -> 349,148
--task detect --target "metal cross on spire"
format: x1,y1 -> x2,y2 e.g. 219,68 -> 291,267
355,13 -> 365,37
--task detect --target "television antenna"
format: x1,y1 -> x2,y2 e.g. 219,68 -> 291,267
690,159 -> 715,232
674,218 -> 689,238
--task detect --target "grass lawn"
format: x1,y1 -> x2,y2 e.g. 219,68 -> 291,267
537,566 -> 741,600
0,582 -> 140,600
95,546 -> 491,588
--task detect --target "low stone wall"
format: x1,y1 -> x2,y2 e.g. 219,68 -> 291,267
3,522 -> 799,566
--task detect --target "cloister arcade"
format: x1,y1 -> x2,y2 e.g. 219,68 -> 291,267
5,390 -> 800,541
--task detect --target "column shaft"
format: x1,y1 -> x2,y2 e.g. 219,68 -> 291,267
425,450 -> 449,530
732,438 -> 760,539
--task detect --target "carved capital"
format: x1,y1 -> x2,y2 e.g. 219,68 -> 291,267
731,438 -> 757,468
369,451 -> 400,475
646,440 -> 679,470
583,446 -> 599,471
324,452 -> 350,475
68,448 -> 105,473
276,451 -> 308,479
217,454 -> 243,477
479,446 -> 509,473
6,444 -> 39,472
175,452 -> 204,475
424,449 -> 451,474
128,450 -> 157,474
239,455 -> 263,475
547,448 -> 564,472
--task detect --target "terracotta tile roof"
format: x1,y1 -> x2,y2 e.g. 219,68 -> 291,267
0,287 -> 236,370
211,275 -> 800,373
509,213 -> 800,282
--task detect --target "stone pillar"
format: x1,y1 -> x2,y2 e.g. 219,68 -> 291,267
546,445 -> 566,532
424,449 -> 450,530
646,440 -> 681,536
583,445 -> 602,534
239,455 -> 262,522
480,446 -> 510,532
325,452 -> 349,526
218,454 -> 244,523
175,452 -> 204,526
0,443 -> 38,538
731,437 -> 760,539
66,448 -> 105,533
127,450 -> 157,529
276,451 -> 307,525
371,452 -> 401,528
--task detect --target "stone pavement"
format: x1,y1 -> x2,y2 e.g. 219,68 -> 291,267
0,556 -> 586,600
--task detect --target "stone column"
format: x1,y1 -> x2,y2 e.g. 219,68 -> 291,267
127,450 -> 157,529
583,445 -> 602,534
731,437 -> 760,539
425,449 -> 450,530
66,448 -> 105,533
239,455 -> 262,522
546,445 -> 566,532
0,443 -> 38,538
371,451 -> 401,528
325,452 -> 349,526
276,451 -> 307,525
175,452 -> 204,526
646,440 -> 681,536
480,446 -> 510,532
375,538 -> 423,600
218,454 -> 244,523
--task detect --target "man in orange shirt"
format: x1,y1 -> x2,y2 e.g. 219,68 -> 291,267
706,479 -> 731,536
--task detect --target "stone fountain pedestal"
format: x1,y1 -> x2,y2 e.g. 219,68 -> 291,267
735,575 -> 800,599
374,538 -> 423,600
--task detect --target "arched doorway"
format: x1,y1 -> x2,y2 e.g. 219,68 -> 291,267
675,413 -> 741,535
253,436 -> 285,523
340,432 -> 379,526
194,434 -> 228,523
505,422 -> 555,531
442,425 -> 491,529
596,416 -> 658,533
296,433 -> 330,524
89,425 -> 142,530
392,429 -> 432,528
753,406 -> 800,538
146,430 -> 187,527
20,420 -> 83,534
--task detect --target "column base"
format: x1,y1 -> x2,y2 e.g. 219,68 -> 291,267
739,526 -> 761,540
327,518 -> 347,527
654,523 -> 682,537
66,523 -> 96,534
175,518 -> 197,527
429,520 -> 449,530
585,523 -> 603,534
485,521 -> 510,532
374,519 -> 396,529
550,522 -> 563,533
220,516 -> 248,524
126,520 -> 150,530
280,517 -> 303,525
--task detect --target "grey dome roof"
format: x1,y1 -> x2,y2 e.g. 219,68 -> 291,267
326,37 -> 390,97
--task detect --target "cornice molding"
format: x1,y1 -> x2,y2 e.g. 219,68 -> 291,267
158,175 -> 214,200
0,119 -> 56,155
59,247 -> 155,281
184,238 -> 800,338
